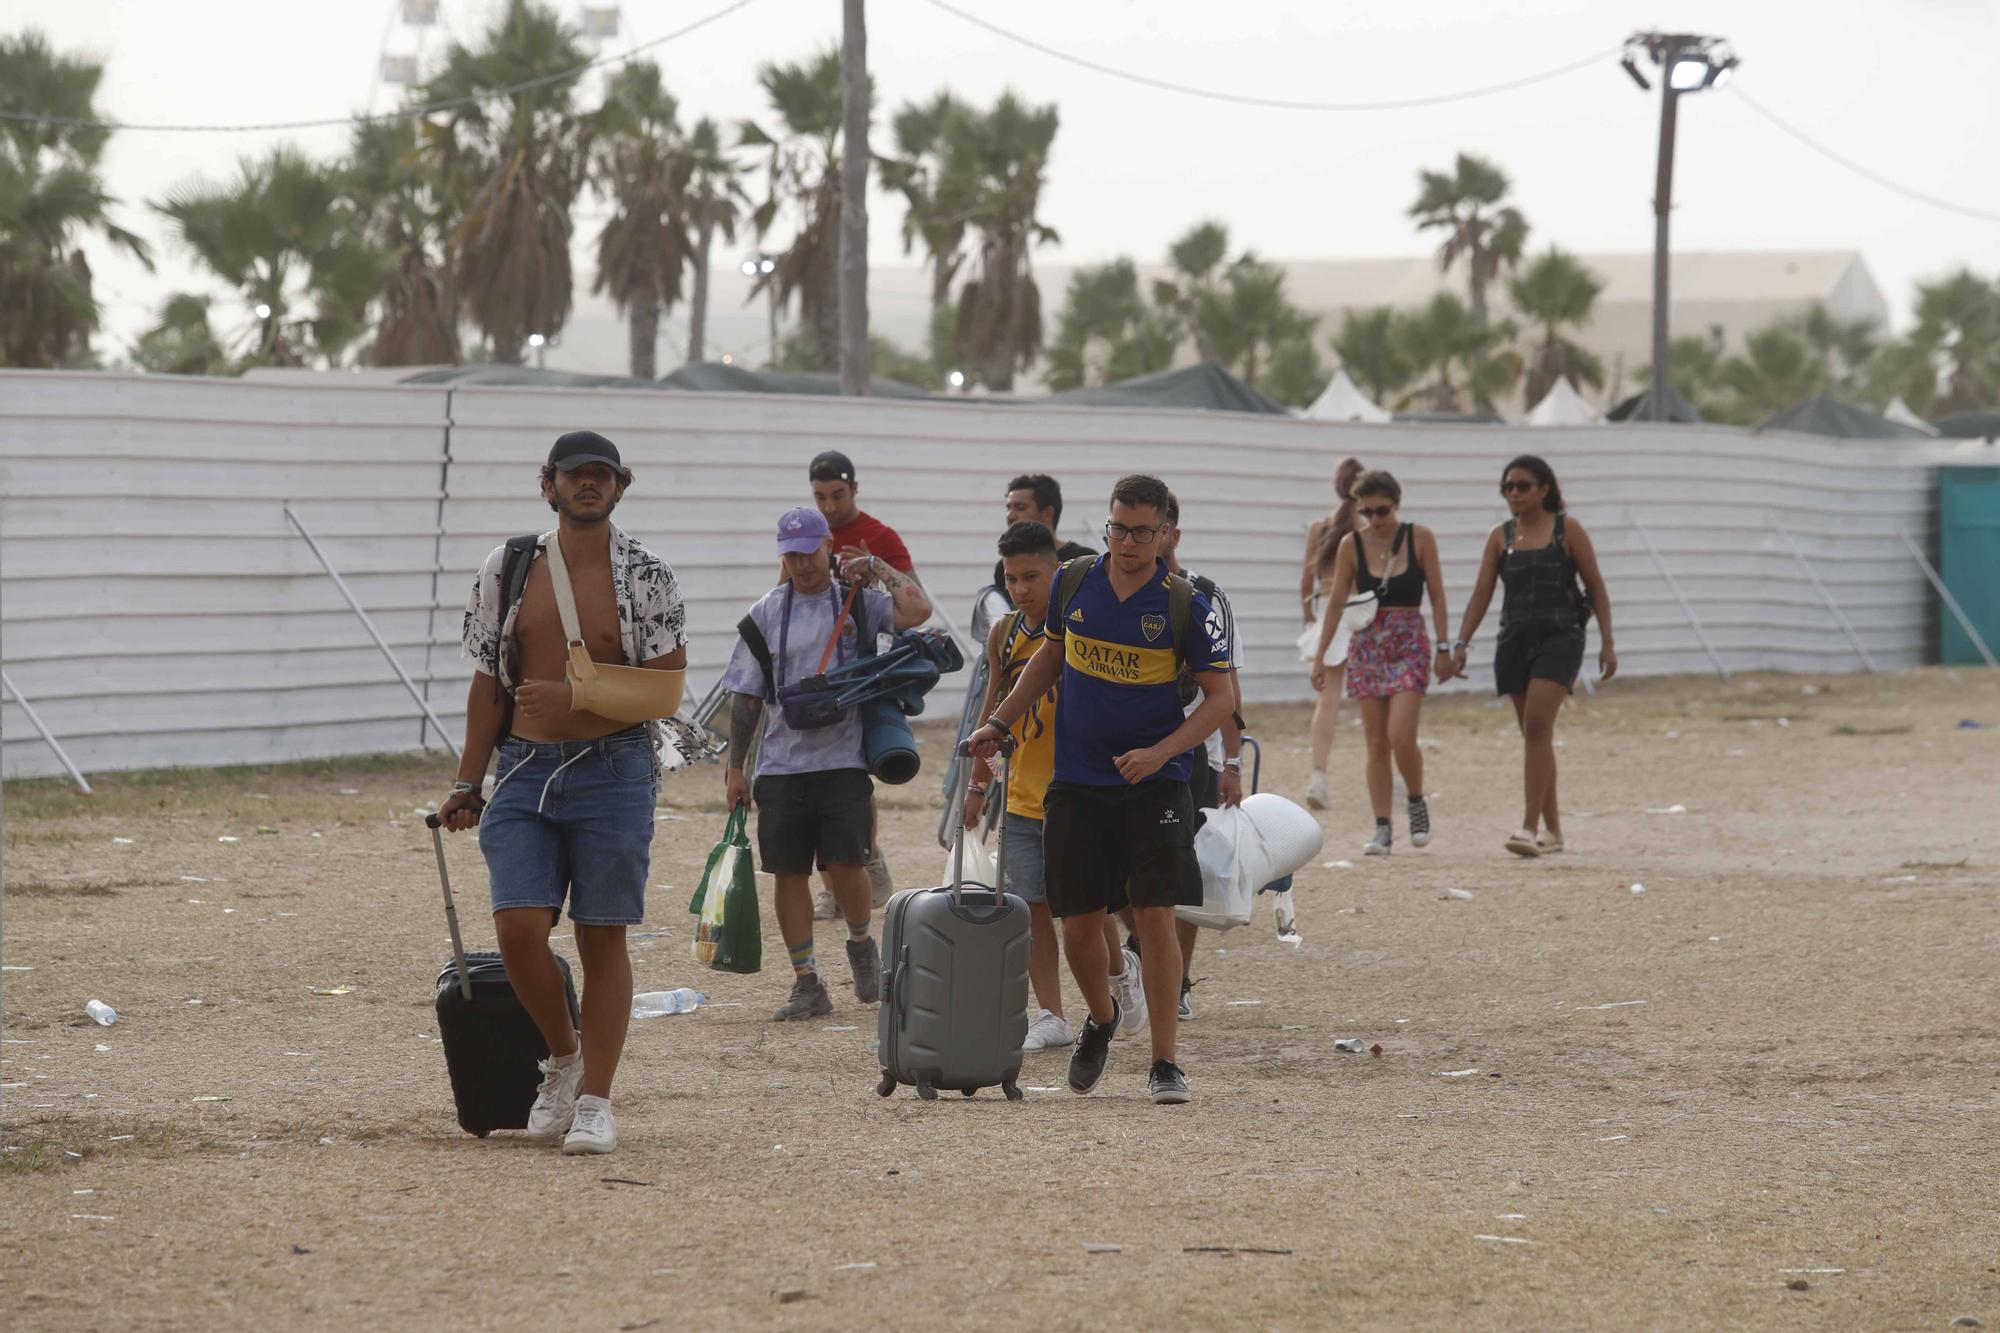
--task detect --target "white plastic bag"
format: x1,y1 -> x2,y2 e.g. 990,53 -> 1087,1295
1181,806 -> 1258,930
945,826 -> 1000,890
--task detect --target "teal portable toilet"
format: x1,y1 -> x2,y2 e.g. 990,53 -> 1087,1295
1938,465 -> 2000,664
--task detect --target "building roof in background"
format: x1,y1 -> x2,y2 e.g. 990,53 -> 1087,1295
1932,410 -> 2000,441
1042,360 -> 1290,414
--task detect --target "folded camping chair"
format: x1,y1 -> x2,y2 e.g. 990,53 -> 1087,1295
794,629 -> 964,723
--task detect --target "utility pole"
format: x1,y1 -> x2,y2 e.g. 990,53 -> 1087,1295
1623,32 -> 1737,422
838,0 -> 871,396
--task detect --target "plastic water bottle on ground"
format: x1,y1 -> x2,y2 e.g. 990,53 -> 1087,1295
631,988 -> 705,1018
85,999 -> 117,1026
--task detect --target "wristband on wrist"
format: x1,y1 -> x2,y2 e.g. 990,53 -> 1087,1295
452,780 -> 479,794
1222,757 -> 1243,771
967,782 -> 987,794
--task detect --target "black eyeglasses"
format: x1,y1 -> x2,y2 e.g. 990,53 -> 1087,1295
1500,479 -> 1538,494
1356,504 -> 1394,519
1103,521 -> 1164,545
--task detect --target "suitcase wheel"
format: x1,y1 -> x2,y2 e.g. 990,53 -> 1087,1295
875,1073 -> 896,1098
1003,1080 -> 1024,1102
916,1081 -> 938,1101
474,1129 -> 491,1138
961,1088 -> 976,1098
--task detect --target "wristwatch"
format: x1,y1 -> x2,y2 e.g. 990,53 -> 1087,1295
1222,757 -> 1243,771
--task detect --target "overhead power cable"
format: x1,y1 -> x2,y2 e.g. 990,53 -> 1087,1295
0,0 -> 759,134
922,0 -> 1620,111
1729,87 -> 2000,225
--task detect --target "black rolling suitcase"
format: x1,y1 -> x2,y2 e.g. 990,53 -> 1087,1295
426,813 -> 581,1137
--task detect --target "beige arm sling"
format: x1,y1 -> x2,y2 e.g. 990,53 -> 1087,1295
542,530 -> 687,723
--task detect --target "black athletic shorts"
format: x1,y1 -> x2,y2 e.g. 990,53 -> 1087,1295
753,769 -> 873,873
1494,622 -> 1586,698
1041,778 -> 1201,919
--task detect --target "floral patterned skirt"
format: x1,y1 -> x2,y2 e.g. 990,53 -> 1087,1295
1345,608 -> 1431,699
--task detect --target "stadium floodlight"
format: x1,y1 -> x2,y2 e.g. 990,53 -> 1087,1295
1624,31 -> 1738,422
527,333 -> 546,348
740,259 -> 758,277
759,257 -> 776,275
947,370 -> 966,389
254,303 -> 272,320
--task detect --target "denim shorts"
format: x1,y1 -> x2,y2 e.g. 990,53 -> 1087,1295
478,728 -> 657,926
1000,815 -> 1046,904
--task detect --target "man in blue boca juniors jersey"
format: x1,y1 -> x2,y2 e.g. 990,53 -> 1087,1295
968,474 -> 1234,1106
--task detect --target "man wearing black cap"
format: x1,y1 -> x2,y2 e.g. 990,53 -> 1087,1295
437,430 -> 688,1156
807,449 -> 919,918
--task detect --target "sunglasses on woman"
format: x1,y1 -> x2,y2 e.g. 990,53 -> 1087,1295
1356,504 -> 1394,518
1500,479 -> 1539,494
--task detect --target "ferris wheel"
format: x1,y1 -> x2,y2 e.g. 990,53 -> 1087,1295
366,1 -> 628,115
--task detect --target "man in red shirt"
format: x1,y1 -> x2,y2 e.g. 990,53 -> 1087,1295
810,450 -> 915,575
807,450 -> 916,919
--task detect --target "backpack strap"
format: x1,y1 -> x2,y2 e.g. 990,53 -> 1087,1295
1170,573 -> 1202,676
1052,554 -> 1097,628
492,533 -> 541,680
736,613 -> 776,702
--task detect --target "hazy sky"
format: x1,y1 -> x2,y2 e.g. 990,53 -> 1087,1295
14,0 -> 1998,355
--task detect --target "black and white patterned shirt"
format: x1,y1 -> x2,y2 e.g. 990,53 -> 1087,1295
461,524 -> 687,689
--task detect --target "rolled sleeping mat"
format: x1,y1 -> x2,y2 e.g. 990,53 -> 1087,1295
1239,793 -> 1325,883
863,697 -> 921,785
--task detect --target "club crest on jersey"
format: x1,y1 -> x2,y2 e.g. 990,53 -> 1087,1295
1139,613 -> 1166,642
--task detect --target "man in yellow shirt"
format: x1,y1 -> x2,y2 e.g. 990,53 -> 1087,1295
963,521 -> 1071,1052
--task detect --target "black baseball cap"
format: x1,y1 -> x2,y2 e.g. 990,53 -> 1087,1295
548,430 -> 623,472
808,449 -> 855,484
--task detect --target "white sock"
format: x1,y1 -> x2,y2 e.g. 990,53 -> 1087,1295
1311,768 -> 1327,783
575,1093 -> 610,1111
549,1044 -> 582,1068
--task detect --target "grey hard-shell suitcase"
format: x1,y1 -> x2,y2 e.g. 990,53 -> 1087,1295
875,740 -> 1032,1101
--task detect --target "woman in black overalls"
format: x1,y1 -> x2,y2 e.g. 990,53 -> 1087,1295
1449,455 -> 1617,857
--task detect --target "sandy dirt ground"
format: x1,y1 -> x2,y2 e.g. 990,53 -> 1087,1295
3,669 -> 1998,1331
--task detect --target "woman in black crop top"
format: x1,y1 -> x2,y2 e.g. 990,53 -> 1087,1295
1309,469 -> 1454,857
1450,454 -> 1616,858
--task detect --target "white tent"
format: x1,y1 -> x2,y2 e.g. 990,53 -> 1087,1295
1883,396 -> 1938,436
1525,377 -> 1602,426
1304,369 -> 1391,423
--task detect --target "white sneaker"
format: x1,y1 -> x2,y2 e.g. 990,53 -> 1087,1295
1363,825 -> 1392,857
525,1047 -> 584,1140
562,1094 -> 617,1155
1305,774 -> 1329,810
1022,1008 -> 1074,1052
812,885 -> 840,920
1111,948 -> 1148,1039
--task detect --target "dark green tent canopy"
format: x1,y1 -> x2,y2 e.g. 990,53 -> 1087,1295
1044,360 -> 1290,415
1757,391 -> 1931,440
1933,410 -> 2000,441
398,362 -> 936,398
1606,385 -> 1703,423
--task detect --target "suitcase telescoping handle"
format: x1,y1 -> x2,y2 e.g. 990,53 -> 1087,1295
424,813 -> 474,1001
950,735 -> 1013,908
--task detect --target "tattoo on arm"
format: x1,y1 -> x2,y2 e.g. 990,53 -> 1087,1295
728,693 -> 762,759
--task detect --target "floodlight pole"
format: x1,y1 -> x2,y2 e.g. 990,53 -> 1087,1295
1649,46 -> 1683,423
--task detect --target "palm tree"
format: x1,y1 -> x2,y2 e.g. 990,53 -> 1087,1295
1395,292 -> 1519,413
684,118 -> 748,364
155,146 -> 384,367
1669,333 -> 1726,414
1909,269 -> 2000,415
952,92 -> 1060,391
1858,337 -> 1939,417
1330,307 -> 1414,407
346,118 -> 459,366
131,293 -> 230,375
1044,257 -> 1176,391
741,48 -> 852,371
1203,255 -> 1318,388
1262,338 -> 1328,408
1793,302 -> 1878,388
587,61 -> 690,379
1409,152 -> 1529,320
1717,323 -> 1830,422
422,0 -> 586,365
1151,221 -> 1230,362
880,91 -> 978,316
1508,247 -> 1605,409
0,33 -> 153,368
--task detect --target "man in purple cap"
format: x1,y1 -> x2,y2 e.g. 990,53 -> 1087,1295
719,507 -> 931,1020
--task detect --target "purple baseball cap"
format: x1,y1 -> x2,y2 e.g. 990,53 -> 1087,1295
775,505 -> 831,555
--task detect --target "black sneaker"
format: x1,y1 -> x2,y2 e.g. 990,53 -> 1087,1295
845,936 -> 881,1003
1067,1001 -> 1119,1094
1148,1059 -> 1191,1105
1178,977 -> 1196,1023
